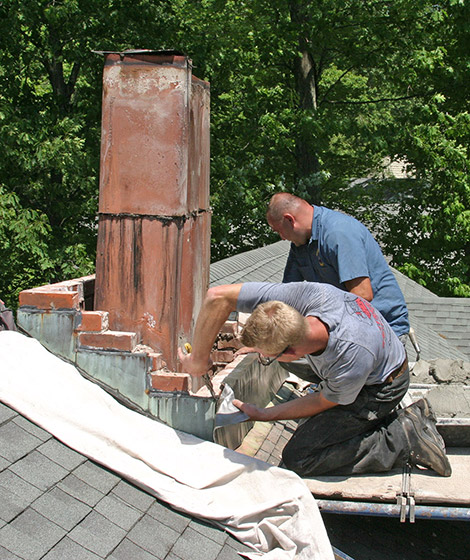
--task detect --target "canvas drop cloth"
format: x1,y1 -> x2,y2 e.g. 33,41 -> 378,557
0,331 -> 333,559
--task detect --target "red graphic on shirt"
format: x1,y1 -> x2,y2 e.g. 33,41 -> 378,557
352,297 -> 386,348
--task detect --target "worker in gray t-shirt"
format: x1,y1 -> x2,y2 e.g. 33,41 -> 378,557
179,282 -> 451,478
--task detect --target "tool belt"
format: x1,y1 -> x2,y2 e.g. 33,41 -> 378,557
385,357 -> 409,384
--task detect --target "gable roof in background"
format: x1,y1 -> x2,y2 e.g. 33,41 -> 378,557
210,240 -> 470,363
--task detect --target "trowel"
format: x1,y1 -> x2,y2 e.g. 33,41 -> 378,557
214,383 -> 249,428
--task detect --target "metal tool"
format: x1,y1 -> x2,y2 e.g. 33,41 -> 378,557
396,462 -> 415,523
408,327 -> 421,362
182,342 -> 249,427
214,384 -> 249,428
182,342 -> 218,401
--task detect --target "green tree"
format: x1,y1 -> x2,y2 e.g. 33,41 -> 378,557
1,0 -> 468,303
0,0 -> 175,308
173,0 -> 469,297
328,0 -> 470,297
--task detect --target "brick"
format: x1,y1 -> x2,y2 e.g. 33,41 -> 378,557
150,371 -> 190,392
147,352 -> 166,370
211,350 -> 234,363
219,320 -> 238,335
19,289 -> 80,310
78,331 -> 138,352
217,337 -> 243,350
76,311 -> 109,332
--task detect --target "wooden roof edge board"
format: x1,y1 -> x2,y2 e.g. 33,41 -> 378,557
303,448 -> 470,506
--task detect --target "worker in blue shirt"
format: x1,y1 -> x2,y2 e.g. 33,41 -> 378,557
267,193 -> 410,339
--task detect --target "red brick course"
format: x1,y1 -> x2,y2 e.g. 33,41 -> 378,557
211,350 -> 235,364
148,352 -> 167,371
219,320 -> 238,336
78,331 -> 138,352
19,289 -> 81,310
150,371 -> 190,392
217,337 -> 243,350
77,311 -> 109,332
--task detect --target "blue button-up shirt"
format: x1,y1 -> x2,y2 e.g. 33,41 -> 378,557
283,205 -> 409,337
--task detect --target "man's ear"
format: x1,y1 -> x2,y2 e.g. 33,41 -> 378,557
284,213 -> 295,226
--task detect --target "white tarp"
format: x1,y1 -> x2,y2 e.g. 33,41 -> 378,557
0,331 -> 333,559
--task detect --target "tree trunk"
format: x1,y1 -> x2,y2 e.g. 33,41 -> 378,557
290,1 -> 322,204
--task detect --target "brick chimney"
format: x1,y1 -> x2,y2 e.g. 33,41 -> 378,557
94,50 -> 210,371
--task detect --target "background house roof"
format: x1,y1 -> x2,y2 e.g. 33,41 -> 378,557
210,240 -> 470,362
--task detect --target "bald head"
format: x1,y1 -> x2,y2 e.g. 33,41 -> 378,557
266,193 -> 313,246
266,193 -> 311,224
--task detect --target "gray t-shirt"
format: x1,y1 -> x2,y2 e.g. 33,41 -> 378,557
237,282 -> 405,405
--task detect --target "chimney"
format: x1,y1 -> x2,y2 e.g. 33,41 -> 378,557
94,50 -> 211,371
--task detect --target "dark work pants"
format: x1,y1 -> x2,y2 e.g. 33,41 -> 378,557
282,369 -> 410,477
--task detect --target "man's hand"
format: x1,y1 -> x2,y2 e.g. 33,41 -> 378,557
233,399 -> 270,421
177,347 -> 212,377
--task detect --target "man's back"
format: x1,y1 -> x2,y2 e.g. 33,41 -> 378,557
283,205 -> 409,337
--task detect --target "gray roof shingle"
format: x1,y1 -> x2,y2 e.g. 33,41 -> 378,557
0,402 -> 251,560
211,240 -> 469,361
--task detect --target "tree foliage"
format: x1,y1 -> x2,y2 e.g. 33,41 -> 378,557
0,0 -> 468,307
0,0 -> 174,308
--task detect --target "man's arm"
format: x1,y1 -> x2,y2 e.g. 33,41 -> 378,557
344,276 -> 374,301
178,284 -> 243,376
233,391 -> 337,422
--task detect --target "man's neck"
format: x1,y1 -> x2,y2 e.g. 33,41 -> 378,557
296,204 -> 314,245
303,316 -> 329,354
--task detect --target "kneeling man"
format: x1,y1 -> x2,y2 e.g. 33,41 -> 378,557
179,282 -> 451,477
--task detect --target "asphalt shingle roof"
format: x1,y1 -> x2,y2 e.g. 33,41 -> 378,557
211,240 -> 470,362
2,239 -> 468,560
0,401 -> 251,560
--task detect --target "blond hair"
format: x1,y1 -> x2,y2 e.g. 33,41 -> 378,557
241,301 -> 307,355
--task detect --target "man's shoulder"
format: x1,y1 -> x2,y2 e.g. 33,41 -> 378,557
317,206 -> 371,242
317,205 -> 360,227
